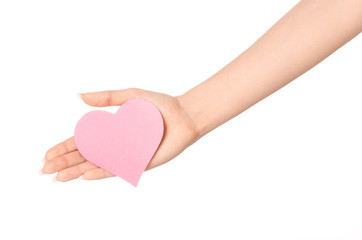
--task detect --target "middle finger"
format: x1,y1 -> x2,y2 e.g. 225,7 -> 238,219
42,150 -> 86,174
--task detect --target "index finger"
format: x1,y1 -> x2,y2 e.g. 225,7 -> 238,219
44,136 -> 77,161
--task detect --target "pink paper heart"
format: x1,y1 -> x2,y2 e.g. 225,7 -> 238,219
74,98 -> 164,187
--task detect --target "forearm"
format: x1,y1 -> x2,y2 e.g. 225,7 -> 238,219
178,0 -> 362,137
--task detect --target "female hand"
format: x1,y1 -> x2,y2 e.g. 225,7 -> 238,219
41,88 -> 200,182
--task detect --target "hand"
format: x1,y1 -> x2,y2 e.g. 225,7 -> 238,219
41,88 -> 200,182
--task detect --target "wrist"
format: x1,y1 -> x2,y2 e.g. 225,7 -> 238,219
176,90 -> 209,139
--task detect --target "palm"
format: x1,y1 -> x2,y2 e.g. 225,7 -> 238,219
42,89 -> 199,181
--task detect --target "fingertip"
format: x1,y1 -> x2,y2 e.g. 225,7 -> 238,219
44,149 -> 56,163
41,165 -> 49,174
77,93 -> 83,100
44,151 -> 51,162
77,92 -> 95,106
52,176 -> 59,182
41,161 -> 54,174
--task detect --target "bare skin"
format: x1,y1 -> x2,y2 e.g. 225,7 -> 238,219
41,0 -> 362,181
42,89 -> 200,181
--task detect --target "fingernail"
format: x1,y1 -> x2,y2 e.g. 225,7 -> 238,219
80,175 -> 85,180
52,176 -> 59,182
77,93 -> 83,100
39,169 -> 44,175
41,157 -> 45,164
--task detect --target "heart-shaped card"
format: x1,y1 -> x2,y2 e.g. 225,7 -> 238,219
74,98 -> 164,187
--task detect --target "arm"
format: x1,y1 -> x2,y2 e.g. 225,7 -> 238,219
42,0 -> 362,181
179,0 -> 362,137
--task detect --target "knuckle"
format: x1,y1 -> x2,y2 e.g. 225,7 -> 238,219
57,142 -> 68,154
56,155 -> 68,169
75,151 -> 85,160
106,91 -> 113,106
127,88 -> 141,96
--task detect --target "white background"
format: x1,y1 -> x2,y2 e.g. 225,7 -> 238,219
0,0 -> 361,239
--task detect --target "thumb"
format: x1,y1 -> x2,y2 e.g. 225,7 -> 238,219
78,88 -> 141,107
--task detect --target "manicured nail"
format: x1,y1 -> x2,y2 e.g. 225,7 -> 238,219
39,169 -> 44,175
77,93 -> 83,100
52,176 -> 59,182
41,157 -> 45,164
